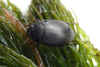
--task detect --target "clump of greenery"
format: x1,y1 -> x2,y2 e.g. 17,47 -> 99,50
0,0 -> 100,67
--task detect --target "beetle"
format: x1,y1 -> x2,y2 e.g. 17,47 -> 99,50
27,20 -> 74,46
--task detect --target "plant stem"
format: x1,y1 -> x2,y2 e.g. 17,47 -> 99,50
3,8 -> 45,67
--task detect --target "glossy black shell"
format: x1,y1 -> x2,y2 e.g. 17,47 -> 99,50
27,20 -> 74,46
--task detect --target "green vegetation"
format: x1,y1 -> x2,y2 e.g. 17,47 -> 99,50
0,0 -> 100,67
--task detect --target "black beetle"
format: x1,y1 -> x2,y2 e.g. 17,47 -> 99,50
27,20 -> 74,46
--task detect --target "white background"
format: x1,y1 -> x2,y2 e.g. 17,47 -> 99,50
5,0 -> 100,50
